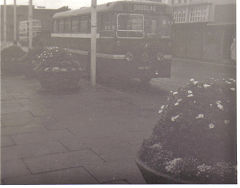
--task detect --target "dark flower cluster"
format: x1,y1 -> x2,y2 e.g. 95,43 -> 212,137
34,47 -> 82,73
139,78 -> 237,183
33,47 -> 83,91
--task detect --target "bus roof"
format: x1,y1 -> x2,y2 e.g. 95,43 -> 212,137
53,0 -> 169,19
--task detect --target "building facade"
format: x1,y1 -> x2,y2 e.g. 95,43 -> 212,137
172,0 -> 236,61
0,5 -> 68,43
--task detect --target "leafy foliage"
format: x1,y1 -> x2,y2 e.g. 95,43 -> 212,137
139,78 -> 237,183
34,47 -> 82,90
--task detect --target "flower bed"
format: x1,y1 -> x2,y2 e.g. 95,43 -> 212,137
34,47 -> 82,91
138,78 -> 237,184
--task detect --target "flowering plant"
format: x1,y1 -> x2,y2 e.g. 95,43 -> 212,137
139,78 -> 237,183
34,47 -> 82,90
34,47 -> 82,73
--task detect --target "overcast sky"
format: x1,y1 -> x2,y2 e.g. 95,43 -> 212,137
0,0 -> 120,9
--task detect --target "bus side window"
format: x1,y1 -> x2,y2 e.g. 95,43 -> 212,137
53,19 -> 59,33
64,18 -> 71,33
101,13 -> 114,31
59,19 -> 64,33
97,15 -> 101,33
72,16 -> 79,33
80,16 -> 90,33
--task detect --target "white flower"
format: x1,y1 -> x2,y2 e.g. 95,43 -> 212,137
196,114 -> 204,119
161,105 -> 165,110
44,67 -> 50,72
229,78 -> 236,83
203,84 -> 211,88
225,81 -> 231,84
165,158 -> 183,174
216,101 -> 224,111
197,164 -> 212,173
150,143 -> 162,149
158,109 -> 163,114
190,78 -> 195,82
209,123 -> 215,129
171,114 -> 180,122
174,102 -> 179,106
173,91 -> 178,96
187,94 -> 194,97
60,68 -> 67,72
230,88 -> 236,91
52,67 -> 60,72
177,99 -> 183,103
224,120 -> 230,125
188,90 -> 193,94
193,81 -> 199,85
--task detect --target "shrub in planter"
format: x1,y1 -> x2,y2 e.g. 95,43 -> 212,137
1,45 -> 26,75
137,78 -> 237,184
34,47 -> 83,91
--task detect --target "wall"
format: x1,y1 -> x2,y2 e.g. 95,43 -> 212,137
0,5 -> 68,43
172,0 -> 236,61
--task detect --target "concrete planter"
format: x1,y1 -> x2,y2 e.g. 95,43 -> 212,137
136,156 -> 191,184
37,71 -> 81,91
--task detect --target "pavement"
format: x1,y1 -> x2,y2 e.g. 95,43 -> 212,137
1,75 -> 167,184
1,55 -> 236,185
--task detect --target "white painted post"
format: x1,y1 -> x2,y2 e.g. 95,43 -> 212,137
28,0 -> 33,50
3,0 -> 7,45
91,0 -> 97,87
14,0 -> 17,42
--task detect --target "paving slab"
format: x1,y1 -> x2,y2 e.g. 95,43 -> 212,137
1,136 -> 16,148
23,150 -> 104,174
59,137 -> 89,151
12,129 -> 74,144
1,101 -> 27,114
2,167 -> 98,185
1,111 -> 34,127
1,159 -> 31,179
86,159 -> 146,184
1,122 -> 47,136
1,76 -> 167,184
1,141 -> 67,161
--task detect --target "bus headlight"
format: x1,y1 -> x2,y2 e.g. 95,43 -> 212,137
125,52 -> 133,62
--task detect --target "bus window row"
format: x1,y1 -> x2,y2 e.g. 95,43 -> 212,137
53,14 -> 115,34
53,14 -> 172,36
